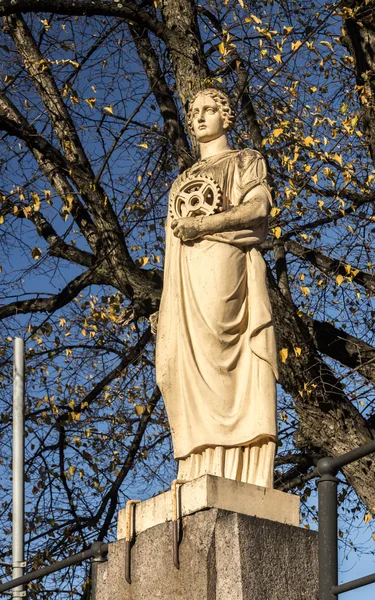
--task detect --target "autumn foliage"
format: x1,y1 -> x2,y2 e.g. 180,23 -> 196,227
0,0 -> 375,597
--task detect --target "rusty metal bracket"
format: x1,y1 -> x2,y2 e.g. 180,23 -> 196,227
124,499 -> 140,584
171,479 -> 185,570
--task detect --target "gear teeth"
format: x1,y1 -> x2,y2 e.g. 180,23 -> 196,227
169,174 -> 223,220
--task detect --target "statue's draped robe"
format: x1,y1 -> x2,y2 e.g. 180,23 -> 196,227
156,149 -> 278,487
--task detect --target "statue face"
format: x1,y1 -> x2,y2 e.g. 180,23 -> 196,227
191,95 -> 226,142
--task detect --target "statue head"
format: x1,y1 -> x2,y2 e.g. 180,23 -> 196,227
187,88 -> 235,142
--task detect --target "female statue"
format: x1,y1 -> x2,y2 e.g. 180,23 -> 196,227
156,88 -> 278,488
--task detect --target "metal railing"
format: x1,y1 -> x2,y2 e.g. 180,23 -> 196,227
317,439 -> 375,599
0,542 -> 108,597
1,442 -> 375,598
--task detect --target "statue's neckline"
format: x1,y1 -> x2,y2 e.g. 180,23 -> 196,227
198,149 -> 238,163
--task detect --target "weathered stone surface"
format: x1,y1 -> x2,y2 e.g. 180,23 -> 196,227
92,561 -> 108,600
117,475 -> 300,539
97,508 -> 318,600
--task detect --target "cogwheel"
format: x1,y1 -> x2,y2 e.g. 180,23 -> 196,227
169,175 -> 223,220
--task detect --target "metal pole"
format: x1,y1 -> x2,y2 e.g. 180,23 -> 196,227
0,543 -> 108,594
317,458 -> 338,600
13,338 -> 25,599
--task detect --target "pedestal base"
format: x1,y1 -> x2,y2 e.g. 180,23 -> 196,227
94,481 -> 318,600
117,475 -> 300,538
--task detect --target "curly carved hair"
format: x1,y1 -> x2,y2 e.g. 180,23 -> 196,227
187,88 -> 235,133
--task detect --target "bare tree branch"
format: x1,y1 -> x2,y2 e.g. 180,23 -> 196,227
0,93 -> 101,252
0,196 -> 95,268
4,14 -> 96,169
56,327 -> 152,424
0,0 -> 171,45
129,23 -> 193,172
286,239 -> 375,293
96,385 -> 161,539
301,314 -> 375,386
0,269 -> 102,319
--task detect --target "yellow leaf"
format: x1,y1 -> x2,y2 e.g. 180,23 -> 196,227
59,318 -> 66,327
336,274 -> 344,286
104,105 -> 114,114
320,40 -> 334,52
301,286 -> 310,296
32,192 -> 40,211
135,405 -> 144,416
291,41 -> 302,51
245,14 -> 262,24
294,346 -> 302,357
139,142 -> 148,149
303,136 -> 315,147
31,247 -> 42,260
40,19 -> 51,31
69,465 -> 76,476
66,348 -> 72,357
272,226 -> 282,239
332,153 -> 343,166
138,256 -> 149,267
351,268 -> 359,277
0,215 -> 4,224
273,54 -> 282,64
372,534 -> 375,541
23,206 -> 32,218
279,348 -> 288,363
270,207 -> 281,217
85,97 -> 96,109
364,513 -> 372,524
344,264 -> 351,275
273,128 -> 283,138
218,42 -> 225,55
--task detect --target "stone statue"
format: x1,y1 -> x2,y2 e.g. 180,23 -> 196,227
156,88 -> 278,488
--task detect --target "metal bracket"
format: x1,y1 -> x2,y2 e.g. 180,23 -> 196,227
0,562 -> 26,568
124,499 -> 140,585
12,592 -> 26,597
171,479 -> 185,570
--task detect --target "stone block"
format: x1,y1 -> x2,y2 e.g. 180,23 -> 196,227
97,508 -> 318,600
117,475 -> 300,540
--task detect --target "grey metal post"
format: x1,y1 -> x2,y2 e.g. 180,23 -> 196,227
13,338 -> 25,599
317,457 -> 339,600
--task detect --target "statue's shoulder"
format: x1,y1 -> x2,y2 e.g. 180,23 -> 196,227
235,148 -> 266,171
234,149 -> 269,192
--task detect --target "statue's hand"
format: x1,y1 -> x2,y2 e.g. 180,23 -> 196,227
171,217 -> 202,241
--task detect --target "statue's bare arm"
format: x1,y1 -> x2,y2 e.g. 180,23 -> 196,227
171,184 -> 269,242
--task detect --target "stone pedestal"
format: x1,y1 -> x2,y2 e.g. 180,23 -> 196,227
94,477 -> 318,600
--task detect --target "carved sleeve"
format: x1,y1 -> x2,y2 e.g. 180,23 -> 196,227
235,149 -> 272,205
